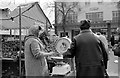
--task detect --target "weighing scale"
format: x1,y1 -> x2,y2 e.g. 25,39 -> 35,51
50,37 -> 72,76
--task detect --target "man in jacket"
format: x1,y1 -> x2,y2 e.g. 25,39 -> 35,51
63,20 -> 108,78
96,32 -> 109,69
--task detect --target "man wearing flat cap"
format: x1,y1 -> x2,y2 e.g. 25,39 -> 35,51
63,20 -> 108,78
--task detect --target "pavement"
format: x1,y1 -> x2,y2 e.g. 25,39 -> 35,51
106,49 -> 119,77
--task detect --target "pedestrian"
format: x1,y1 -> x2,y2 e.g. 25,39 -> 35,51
63,20 -> 108,78
116,27 -> 120,43
112,28 -> 120,63
24,24 -> 56,77
110,34 -> 115,47
116,27 -> 120,78
96,32 -> 109,69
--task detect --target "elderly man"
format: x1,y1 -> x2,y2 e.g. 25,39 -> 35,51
63,20 -> 108,78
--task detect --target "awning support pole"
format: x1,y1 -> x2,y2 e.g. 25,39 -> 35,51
19,6 -> 22,78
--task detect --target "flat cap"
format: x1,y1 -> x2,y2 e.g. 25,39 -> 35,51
80,20 -> 91,30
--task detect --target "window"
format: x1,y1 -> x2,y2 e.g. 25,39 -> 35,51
66,12 -> 77,24
111,0 -> 119,3
98,0 -> 103,4
112,11 -> 119,17
86,12 -> 103,22
112,11 -> 119,22
73,2 -> 78,6
85,2 -> 90,6
85,0 -> 90,6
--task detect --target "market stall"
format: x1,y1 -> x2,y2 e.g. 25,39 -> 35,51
0,2 -> 52,77
0,2 -> 75,78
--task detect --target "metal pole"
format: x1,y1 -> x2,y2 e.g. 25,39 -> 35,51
54,2 -> 58,35
19,6 -> 22,78
107,22 -> 111,42
46,20 -> 48,33
10,29 -> 12,36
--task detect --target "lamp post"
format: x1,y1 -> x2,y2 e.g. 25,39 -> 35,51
106,20 -> 111,42
54,2 -> 58,35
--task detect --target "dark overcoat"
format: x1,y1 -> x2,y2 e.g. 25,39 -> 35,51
64,30 -> 107,78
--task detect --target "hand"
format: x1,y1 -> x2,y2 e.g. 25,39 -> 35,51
49,52 -> 60,56
49,52 -> 55,56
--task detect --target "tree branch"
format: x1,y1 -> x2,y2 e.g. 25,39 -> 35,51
65,4 -> 76,16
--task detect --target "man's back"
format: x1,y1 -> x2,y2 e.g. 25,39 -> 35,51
74,30 -> 103,65
73,30 -> 107,77
64,20 -> 107,77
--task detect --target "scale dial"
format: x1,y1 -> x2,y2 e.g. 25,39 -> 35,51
55,37 -> 71,54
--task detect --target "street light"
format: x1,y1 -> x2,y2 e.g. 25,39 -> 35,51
104,20 -> 111,42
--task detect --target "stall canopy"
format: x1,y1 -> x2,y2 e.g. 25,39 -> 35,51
0,2 -> 52,29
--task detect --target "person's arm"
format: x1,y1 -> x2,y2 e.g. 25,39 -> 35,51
30,40 -> 55,59
103,36 -> 110,55
99,40 -> 108,61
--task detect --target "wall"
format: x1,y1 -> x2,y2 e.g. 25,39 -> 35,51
78,2 -> 118,21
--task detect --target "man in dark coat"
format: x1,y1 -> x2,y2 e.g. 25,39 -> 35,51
63,20 -> 108,78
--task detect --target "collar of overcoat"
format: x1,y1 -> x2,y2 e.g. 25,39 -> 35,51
81,29 -> 92,33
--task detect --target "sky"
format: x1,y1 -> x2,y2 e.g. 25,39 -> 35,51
1,0 -> 118,10
0,0 -> 119,24
0,0 -> 54,10
0,0 -> 55,24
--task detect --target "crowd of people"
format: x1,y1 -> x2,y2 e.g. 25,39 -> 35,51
23,19 -> 120,78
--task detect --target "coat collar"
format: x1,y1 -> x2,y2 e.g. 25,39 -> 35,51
24,35 -> 39,42
81,29 -> 92,33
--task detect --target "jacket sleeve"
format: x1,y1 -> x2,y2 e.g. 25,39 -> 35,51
63,38 -> 76,58
99,40 -> 108,64
30,40 -> 44,59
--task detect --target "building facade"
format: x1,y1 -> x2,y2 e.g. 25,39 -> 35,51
54,0 -> 120,40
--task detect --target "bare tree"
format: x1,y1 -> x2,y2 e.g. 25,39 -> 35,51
55,2 -> 78,36
40,1 -> 55,25
41,2 -> 79,36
